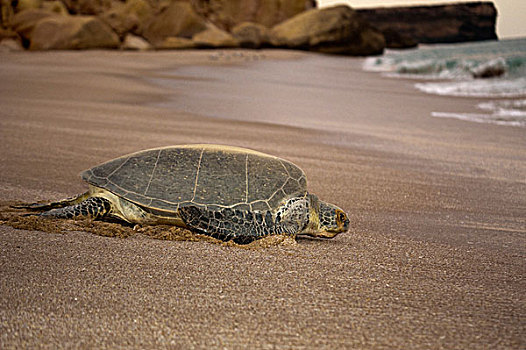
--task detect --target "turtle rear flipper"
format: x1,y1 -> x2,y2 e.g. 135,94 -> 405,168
12,192 -> 91,211
37,197 -> 112,220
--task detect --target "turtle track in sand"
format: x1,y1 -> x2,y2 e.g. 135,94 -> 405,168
0,202 -> 297,249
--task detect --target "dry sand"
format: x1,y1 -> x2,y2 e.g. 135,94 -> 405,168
0,49 -> 524,349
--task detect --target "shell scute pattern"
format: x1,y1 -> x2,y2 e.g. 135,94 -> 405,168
144,148 -> 200,203
86,156 -> 126,183
81,145 -> 307,213
246,156 -> 289,203
282,178 -> 303,197
250,200 -> 272,211
281,159 -> 304,180
194,151 -> 246,206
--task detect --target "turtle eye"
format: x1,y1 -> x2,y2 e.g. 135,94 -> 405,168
335,209 -> 344,224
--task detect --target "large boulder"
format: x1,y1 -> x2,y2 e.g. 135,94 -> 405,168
60,0 -> 113,15
190,0 -> 315,30
29,15 -> 120,50
142,2 -> 207,46
192,25 -> 238,48
98,0 -> 153,38
231,22 -> 270,49
123,0 -> 153,24
11,8 -> 56,45
270,5 -> 385,56
99,6 -> 139,38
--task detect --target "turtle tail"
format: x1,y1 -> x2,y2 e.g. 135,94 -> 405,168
33,197 -> 112,220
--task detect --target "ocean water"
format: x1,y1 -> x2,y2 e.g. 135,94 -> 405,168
364,38 -> 526,127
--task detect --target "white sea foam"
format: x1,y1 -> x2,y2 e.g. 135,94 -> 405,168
432,112 -> 526,127
478,99 -> 526,111
414,77 -> 526,97
432,98 -> 526,127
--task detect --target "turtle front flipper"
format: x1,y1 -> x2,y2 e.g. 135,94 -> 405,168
37,196 -> 112,220
12,192 -> 91,211
179,206 -> 279,244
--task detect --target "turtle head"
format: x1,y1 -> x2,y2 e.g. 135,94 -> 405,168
301,194 -> 349,238
318,200 -> 350,237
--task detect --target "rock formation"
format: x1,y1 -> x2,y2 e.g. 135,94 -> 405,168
271,5 -> 385,56
189,0 -> 315,30
29,15 -> 120,50
0,0 -> 502,53
11,8 -> 56,45
2,0 -> 384,55
232,22 -> 271,49
357,1 -> 498,44
192,25 -> 238,48
141,2 -> 207,46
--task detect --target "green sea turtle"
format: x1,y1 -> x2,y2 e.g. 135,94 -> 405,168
18,144 -> 349,244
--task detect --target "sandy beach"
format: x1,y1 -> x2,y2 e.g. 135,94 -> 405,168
0,49 -> 524,349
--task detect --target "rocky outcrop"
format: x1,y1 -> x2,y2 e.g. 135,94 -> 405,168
232,22 -> 271,49
11,8 -> 57,46
357,1 -> 498,44
29,15 -> 120,50
190,0 -> 315,30
100,7 -> 139,39
142,2 -> 207,46
3,0 -> 386,56
59,0 -> 113,15
192,25 -> 238,48
271,5 -> 385,56
99,0 -> 153,38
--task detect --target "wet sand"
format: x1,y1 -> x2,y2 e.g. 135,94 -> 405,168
0,49 -> 524,349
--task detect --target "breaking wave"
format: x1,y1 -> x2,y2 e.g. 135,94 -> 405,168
363,38 -> 526,126
432,99 -> 526,127
363,38 -> 526,84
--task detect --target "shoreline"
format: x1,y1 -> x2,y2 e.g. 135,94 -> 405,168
0,49 -> 524,349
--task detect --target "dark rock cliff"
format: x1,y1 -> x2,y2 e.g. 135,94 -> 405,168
357,1 -> 498,44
